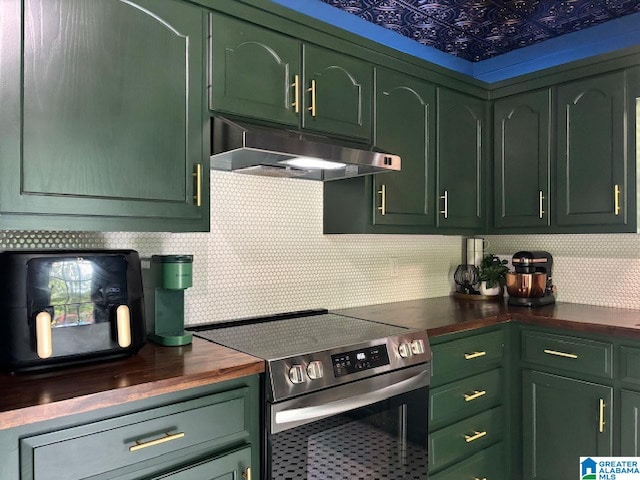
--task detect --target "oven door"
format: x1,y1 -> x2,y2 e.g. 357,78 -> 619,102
266,364 -> 430,480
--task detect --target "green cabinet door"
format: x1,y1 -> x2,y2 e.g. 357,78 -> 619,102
0,0 -> 208,232
436,88 -> 486,230
209,13 -> 300,126
303,44 -> 372,141
494,89 -> 551,229
621,389 -> 640,456
556,71 -> 627,227
153,446 -> 252,480
373,69 -> 436,227
522,370 -> 613,480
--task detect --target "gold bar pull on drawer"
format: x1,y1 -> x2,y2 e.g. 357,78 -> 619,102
464,351 -> 487,360
129,432 -> 185,452
474,478 -> 487,480
464,431 -> 487,443
243,467 -> 252,480
543,349 -> 578,359
599,398 -> 606,433
464,390 -> 487,402
291,74 -> 300,113
614,184 -> 621,215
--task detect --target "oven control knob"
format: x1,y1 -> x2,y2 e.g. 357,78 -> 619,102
288,365 -> 306,384
411,339 -> 426,355
398,343 -> 413,358
307,360 -> 324,380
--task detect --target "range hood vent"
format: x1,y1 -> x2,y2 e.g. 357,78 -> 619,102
210,116 -> 401,181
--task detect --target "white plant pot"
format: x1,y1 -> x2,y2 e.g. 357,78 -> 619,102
480,281 -> 501,296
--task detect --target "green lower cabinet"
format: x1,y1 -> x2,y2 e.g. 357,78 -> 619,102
152,446 -> 251,480
0,0 -> 208,232
522,370 -> 613,480
621,389 -> 640,456
429,406 -> 504,473
430,442 -> 505,480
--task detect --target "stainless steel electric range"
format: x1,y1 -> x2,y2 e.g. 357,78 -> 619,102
191,310 -> 432,480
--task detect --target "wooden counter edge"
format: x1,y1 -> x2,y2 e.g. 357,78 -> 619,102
0,358 -> 264,431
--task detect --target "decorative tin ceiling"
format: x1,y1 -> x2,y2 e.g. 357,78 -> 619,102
318,0 -> 640,61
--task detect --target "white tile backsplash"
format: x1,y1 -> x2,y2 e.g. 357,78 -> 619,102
0,171 -> 462,325
3,172 -> 640,321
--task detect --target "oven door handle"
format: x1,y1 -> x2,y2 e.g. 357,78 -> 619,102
274,369 -> 429,428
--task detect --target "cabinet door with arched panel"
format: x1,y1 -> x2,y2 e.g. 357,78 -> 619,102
210,13 -> 301,127
303,44 -> 372,141
374,68 -> 435,227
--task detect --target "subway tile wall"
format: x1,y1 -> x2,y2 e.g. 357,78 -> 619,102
0,172 -> 461,325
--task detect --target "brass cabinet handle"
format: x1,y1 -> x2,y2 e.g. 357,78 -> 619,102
192,163 -> 202,207
465,430 -> 487,443
243,467 -> 252,480
440,190 -> 448,218
539,190 -> 544,219
378,184 -> 386,216
474,478 -> 487,480
291,74 -> 300,113
614,184 -> 621,215
599,398 -> 606,433
464,351 -> 486,360
543,349 -> 578,359
464,390 -> 487,402
308,79 -> 317,117
129,432 -> 185,452
35,311 -> 53,359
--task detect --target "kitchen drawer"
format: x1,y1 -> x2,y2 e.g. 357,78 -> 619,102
430,368 -> 503,431
21,388 -> 250,480
521,329 -> 613,378
431,329 -> 504,386
430,441 -> 505,480
149,445 -> 251,480
620,346 -> 640,386
428,406 -> 504,473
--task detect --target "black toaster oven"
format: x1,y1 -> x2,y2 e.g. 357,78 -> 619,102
0,250 -> 146,372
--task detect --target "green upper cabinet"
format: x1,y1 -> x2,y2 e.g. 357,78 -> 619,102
373,68 -> 436,227
302,44 -> 372,140
522,370 -> 613,480
209,14 -> 372,141
436,88 -> 487,230
209,13 -> 300,127
0,0 -> 208,232
493,89 -> 551,229
556,71 -> 627,227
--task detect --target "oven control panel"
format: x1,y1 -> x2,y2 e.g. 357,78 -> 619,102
331,344 -> 390,377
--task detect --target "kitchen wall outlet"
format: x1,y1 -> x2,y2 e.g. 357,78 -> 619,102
389,257 -> 399,278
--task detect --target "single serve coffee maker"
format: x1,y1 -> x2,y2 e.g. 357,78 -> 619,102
143,255 -> 193,346
506,251 -> 556,307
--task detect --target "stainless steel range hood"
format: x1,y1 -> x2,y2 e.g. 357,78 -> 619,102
210,116 -> 400,181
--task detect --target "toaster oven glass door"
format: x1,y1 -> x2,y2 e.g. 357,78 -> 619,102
27,255 -> 128,328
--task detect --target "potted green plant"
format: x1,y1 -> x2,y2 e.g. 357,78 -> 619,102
478,254 -> 509,296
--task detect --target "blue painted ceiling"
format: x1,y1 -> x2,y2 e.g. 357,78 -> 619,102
317,0 -> 640,62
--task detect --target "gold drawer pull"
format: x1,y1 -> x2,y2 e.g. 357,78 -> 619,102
474,478 -> 487,480
464,351 -> 487,360
464,390 -> 487,402
129,432 -> 185,452
599,398 -> 606,433
465,430 -> 487,443
243,466 -> 252,480
543,349 -> 578,359
308,79 -> 317,117
291,74 -> 300,113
